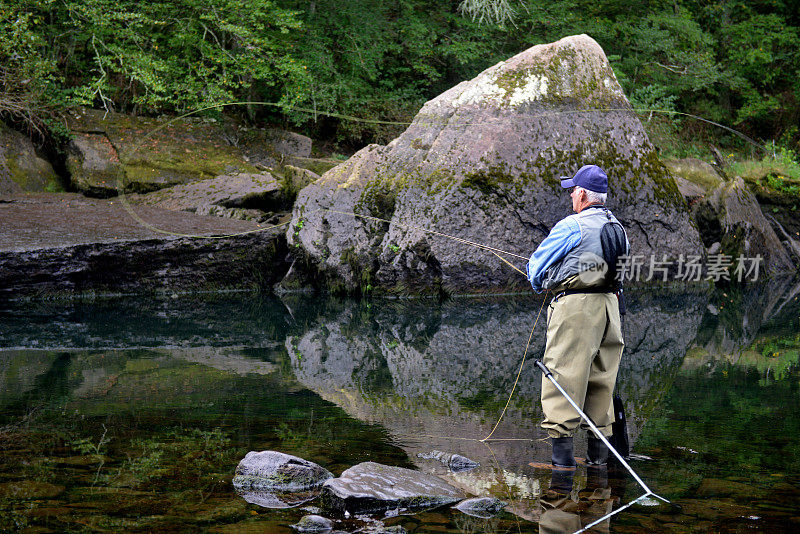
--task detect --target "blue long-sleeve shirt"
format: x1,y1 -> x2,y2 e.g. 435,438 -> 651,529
527,216 -> 582,293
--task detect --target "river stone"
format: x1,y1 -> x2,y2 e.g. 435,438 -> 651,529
66,132 -> 126,196
291,514 -> 335,532
319,461 -> 465,515
65,107 -> 265,196
664,158 -> 723,194
232,451 -> 334,491
284,165 -> 321,193
195,204 -> 269,222
265,129 -> 313,159
286,34 -> 704,295
453,496 -> 507,518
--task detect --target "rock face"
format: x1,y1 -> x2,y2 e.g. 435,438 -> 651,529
0,124 -> 60,194
65,108 -> 313,197
287,34 -> 703,294
694,177 -> 793,275
129,171 -> 282,213
232,451 -> 334,491
320,462 -> 465,515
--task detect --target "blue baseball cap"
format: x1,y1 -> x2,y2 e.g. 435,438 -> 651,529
560,165 -> 608,193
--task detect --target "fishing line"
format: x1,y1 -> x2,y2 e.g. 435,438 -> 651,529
117,100 -> 768,153
477,439 -> 525,534
480,291 -> 547,442
108,99 -> 707,528
322,208 -> 529,260
114,99 -> 771,243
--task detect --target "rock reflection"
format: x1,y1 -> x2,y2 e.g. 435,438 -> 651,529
685,275 -> 800,371
284,290 -> 708,480
235,487 -> 320,509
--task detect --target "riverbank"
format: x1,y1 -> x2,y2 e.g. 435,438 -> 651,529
2,38 -> 799,299
0,193 -> 288,299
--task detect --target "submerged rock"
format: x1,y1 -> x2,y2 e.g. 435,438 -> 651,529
232,451 -> 334,491
0,480 -> 65,499
287,34 -> 703,295
291,514 -> 335,532
453,496 -> 507,518
320,461 -> 465,515
416,450 -> 479,472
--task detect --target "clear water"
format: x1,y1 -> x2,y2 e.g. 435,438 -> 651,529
1,280 -> 799,533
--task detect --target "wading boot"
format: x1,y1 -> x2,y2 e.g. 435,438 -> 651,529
551,436 -> 576,468
586,435 -> 609,466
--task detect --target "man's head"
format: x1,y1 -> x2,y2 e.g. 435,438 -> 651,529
560,165 -> 608,213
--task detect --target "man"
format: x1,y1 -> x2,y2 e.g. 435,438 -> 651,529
527,164 -> 629,468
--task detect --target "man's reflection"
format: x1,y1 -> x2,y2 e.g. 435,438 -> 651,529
538,465 -> 618,533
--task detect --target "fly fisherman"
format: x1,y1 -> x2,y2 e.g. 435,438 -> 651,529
527,164 -> 630,468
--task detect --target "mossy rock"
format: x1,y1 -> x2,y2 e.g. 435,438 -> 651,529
287,35 -> 704,295
663,158 -> 723,194
0,123 -> 61,194
65,108 -> 265,196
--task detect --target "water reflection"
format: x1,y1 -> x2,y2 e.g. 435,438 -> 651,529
283,290 -> 708,474
1,279 -> 799,532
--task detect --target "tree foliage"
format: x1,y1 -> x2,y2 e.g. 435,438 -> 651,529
1,0 -> 798,151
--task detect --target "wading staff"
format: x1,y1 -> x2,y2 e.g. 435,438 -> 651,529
534,359 -> 669,504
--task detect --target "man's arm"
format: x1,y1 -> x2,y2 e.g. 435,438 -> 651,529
527,217 -> 581,292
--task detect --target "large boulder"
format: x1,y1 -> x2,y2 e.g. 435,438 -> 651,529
320,462 -> 465,515
0,123 -> 60,195
286,34 -> 703,295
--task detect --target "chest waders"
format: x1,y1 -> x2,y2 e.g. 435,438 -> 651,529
535,359 -> 670,511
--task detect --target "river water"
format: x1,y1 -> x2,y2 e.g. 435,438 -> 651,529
1,279 -> 799,533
